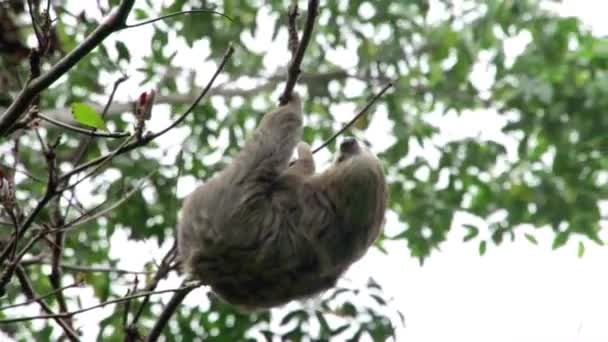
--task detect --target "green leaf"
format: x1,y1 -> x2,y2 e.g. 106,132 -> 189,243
133,8 -> 149,20
552,232 -> 569,250
577,241 -> 585,257
337,302 -> 358,317
331,324 -> 350,336
367,277 -> 382,290
370,294 -> 387,305
71,102 -> 105,129
479,240 -> 487,256
115,41 -> 131,62
280,310 -> 306,326
524,233 -> 538,245
463,224 -> 479,242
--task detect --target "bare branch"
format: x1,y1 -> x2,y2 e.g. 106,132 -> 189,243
0,45 -> 231,294
0,280 -> 82,311
20,257 -> 151,275
129,243 -> 178,328
0,229 -> 47,296
37,112 -> 130,138
2,69 -> 385,128
0,282 -> 202,324
58,44 -> 234,183
62,264 -> 150,275
153,44 -> 234,137
0,0 -> 136,136
63,74 -> 130,220
127,154 -> 183,334
287,2 -> 300,54
48,204 -> 71,331
5,208 -> 20,261
313,82 -> 393,153
58,135 -> 135,193
14,266 -> 79,341
145,282 -> 193,342
63,171 -> 153,230
0,190 -> 53,268
123,9 -> 233,29
279,0 -> 320,105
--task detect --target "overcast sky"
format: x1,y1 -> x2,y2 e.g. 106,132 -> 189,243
367,1 -> 608,341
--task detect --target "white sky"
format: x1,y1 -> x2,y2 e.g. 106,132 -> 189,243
8,1 -> 608,341
369,1 -> 608,341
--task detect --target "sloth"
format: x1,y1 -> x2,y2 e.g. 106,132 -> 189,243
177,94 -> 387,309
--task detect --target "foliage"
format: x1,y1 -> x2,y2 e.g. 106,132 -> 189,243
1,0 -> 607,340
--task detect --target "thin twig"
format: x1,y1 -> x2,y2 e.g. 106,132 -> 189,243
58,134 -> 135,193
64,75 -> 129,220
0,230 -> 48,293
0,43 -> 230,301
6,208 -> 20,261
123,9 -> 233,29
0,132 -> 59,273
279,0 -> 320,105
0,129 -> 55,268
48,196 -> 71,329
63,171 -> 153,229
20,258 -> 151,275
287,2 -> 300,54
0,282 -> 202,324
14,266 -> 80,341
153,44 -> 234,137
56,44 -> 234,183
130,243 -> 177,327
127,153 -> 184,329
0,0 -> 136,136
0,188 -> 53,265
38,112 -> 130,138
102,75 -> 129,117
8,69 -> 388,125
125,159 -> 182,336
313,82 -> 393,153
0,280 -> 82,310
139,155 -> 195,338
145,282 -> 193,342
61,264 -> 150,275
27,0 -> 43,46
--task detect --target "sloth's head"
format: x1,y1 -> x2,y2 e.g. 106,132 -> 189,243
329,137 -> 386,217
333,137 -> 380,169
317,137 -> 387,261
335,137 -> 365,163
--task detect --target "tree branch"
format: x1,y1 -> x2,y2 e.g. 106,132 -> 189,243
62,171 -> 152,230
145,282 -> 193,342
0,188 -> 53,275
0,44 -> 231,274
0,282 -> 201,324
0,0 -> 136,136
127,243 -> 178,334
313,82 -> 393,153
123,9 -> 232,29
58,44 -> 234,183
1,69 -> 382,128
279,0 -> 320,105
20,258 -> 152,275
0,279 -> 82,311
37,112 -> 130,138
14,266 -> 79,341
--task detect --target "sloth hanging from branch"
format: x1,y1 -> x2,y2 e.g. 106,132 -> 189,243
177,0 -> 390,310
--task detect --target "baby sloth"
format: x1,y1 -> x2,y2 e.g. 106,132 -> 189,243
178,94 -> 387,309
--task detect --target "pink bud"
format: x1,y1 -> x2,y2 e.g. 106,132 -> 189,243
135,89 -> 156,120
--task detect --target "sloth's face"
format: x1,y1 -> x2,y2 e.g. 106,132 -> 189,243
335,137 -> 371,164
